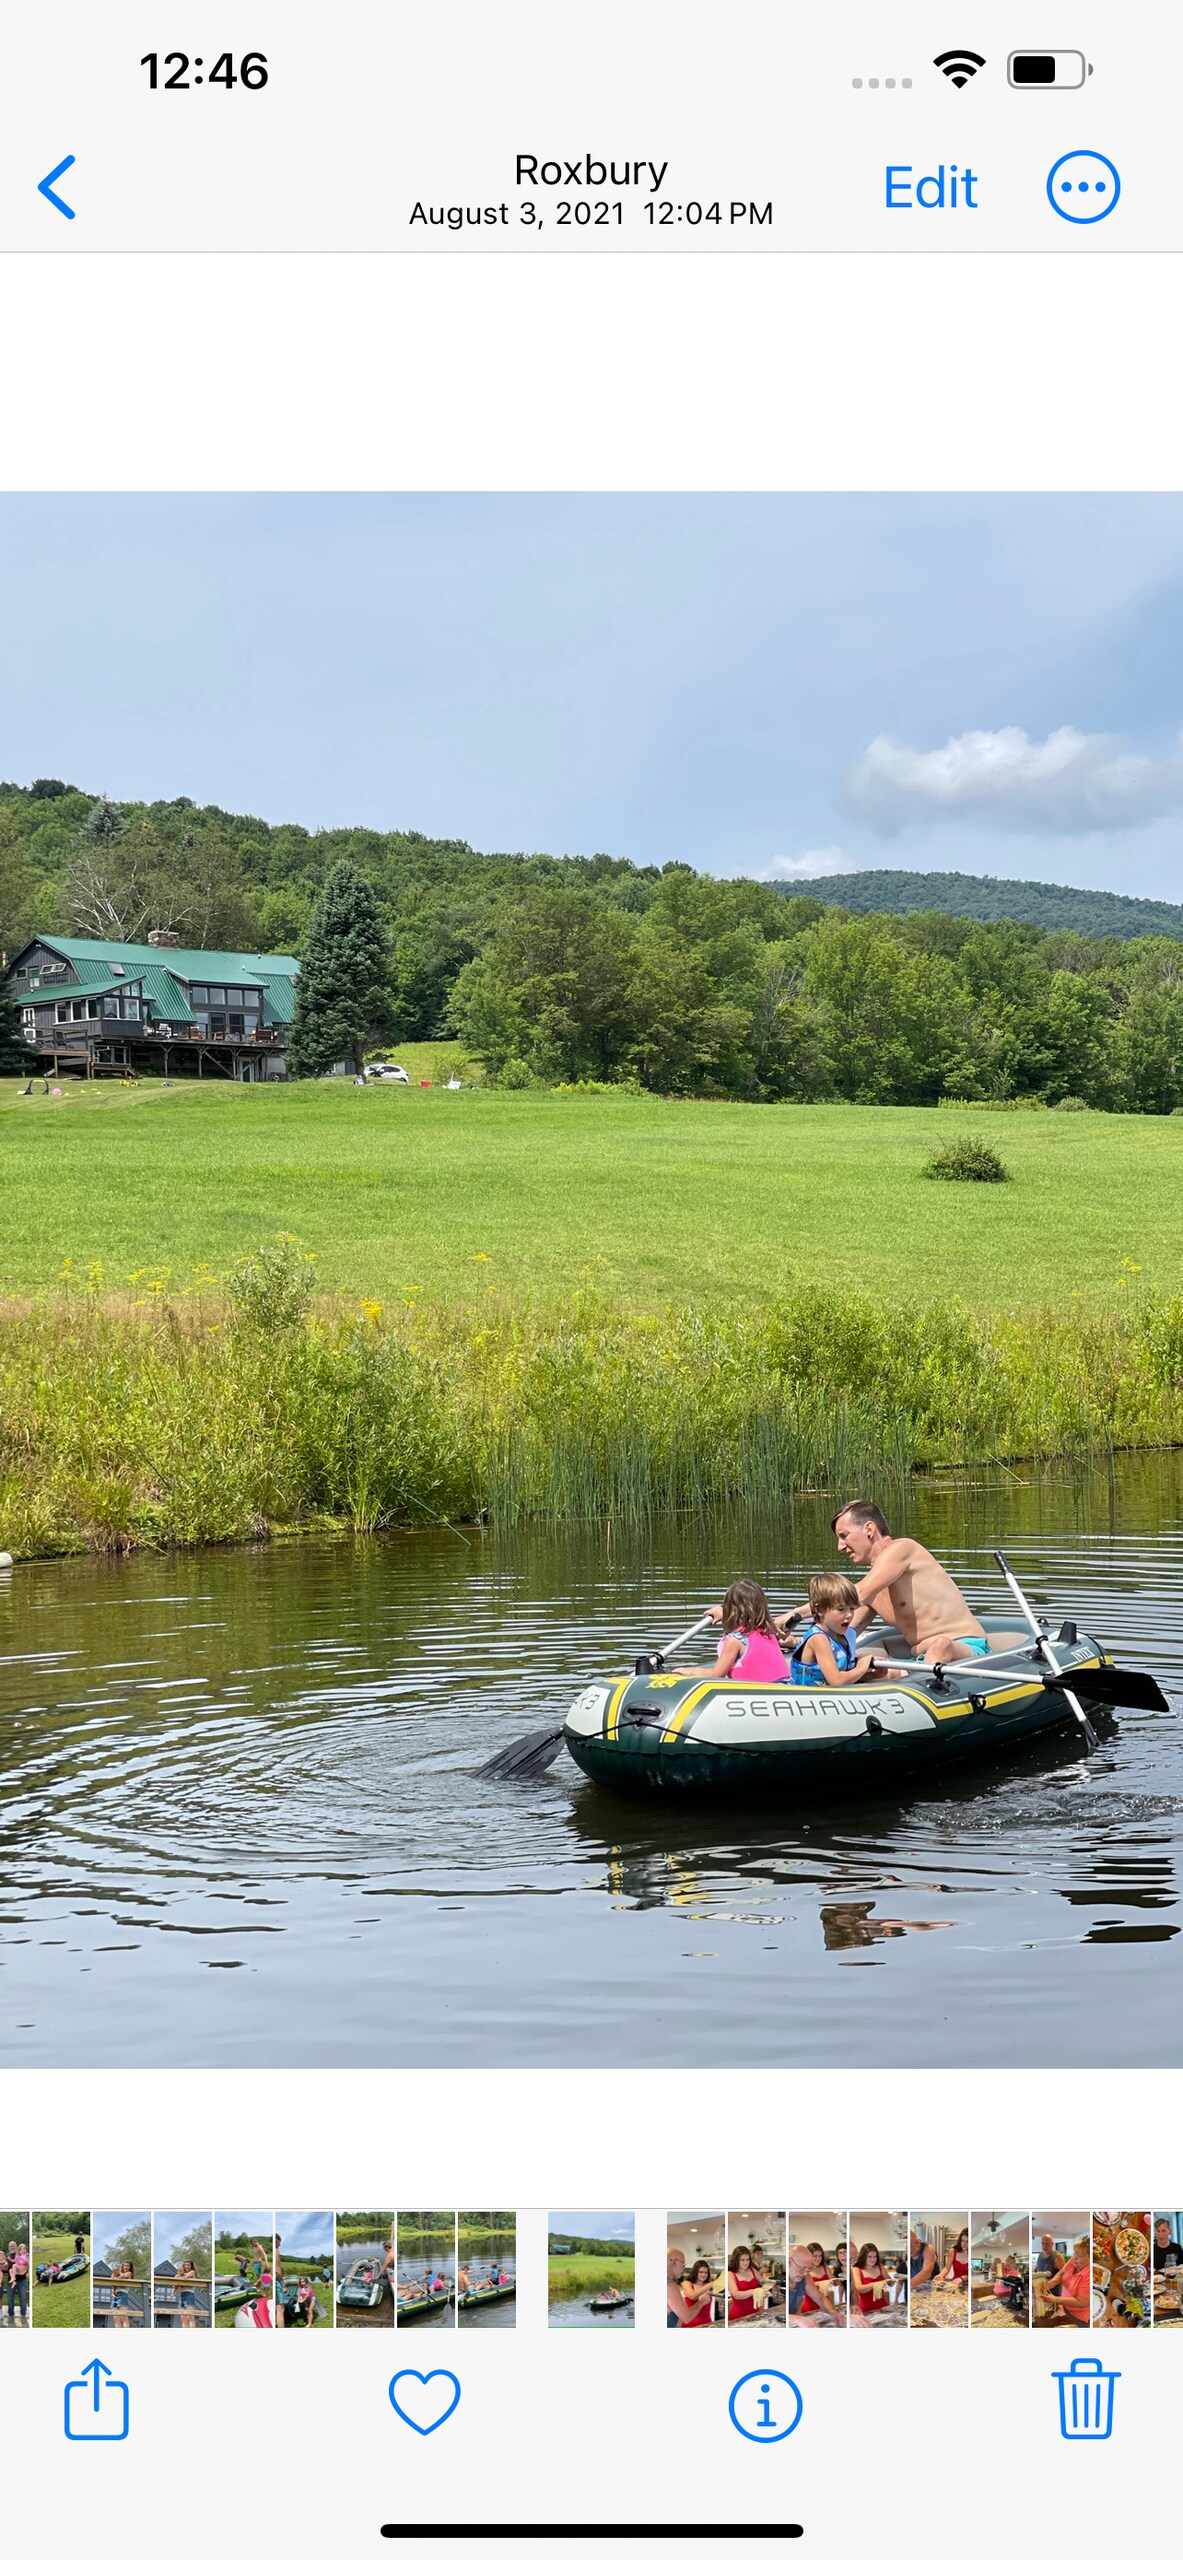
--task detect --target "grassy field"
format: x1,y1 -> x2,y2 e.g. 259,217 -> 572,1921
547,2253 -> 635,2299
5,1075 -> 1183,1555
2,1073 -> 1182,1310
30,2229 -> 90,2330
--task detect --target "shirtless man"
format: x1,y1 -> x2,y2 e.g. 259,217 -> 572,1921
776,1500 -> 989,1665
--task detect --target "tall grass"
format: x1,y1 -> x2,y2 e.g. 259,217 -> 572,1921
547,2255 -> 635,2298
3,1244 -> 1183,1557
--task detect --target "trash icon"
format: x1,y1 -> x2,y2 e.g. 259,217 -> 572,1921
1053,2355 -> 1120,2441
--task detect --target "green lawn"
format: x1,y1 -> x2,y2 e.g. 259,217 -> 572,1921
30,2230 -> 90,2330
1,1073 -> 1181,1311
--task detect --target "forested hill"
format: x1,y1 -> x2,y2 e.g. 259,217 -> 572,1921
8,780 -> 1183,1109
776,868 -> 1183,941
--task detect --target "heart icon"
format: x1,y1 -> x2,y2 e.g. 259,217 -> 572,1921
388,2369 -> 461,2436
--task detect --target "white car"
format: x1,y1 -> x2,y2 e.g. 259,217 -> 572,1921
365,1062 -> 410,1083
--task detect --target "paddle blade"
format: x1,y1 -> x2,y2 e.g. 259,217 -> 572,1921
477,1723 -> 568,1780
1052,1662 -> 1173,1715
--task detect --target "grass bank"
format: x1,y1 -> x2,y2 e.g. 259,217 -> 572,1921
4,1247 -> 1183,1557
547,2255 -> 635,2298
4,1076 -> 1183,1309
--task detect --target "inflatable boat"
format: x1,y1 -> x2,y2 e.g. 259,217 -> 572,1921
561,1615 -> 1168,1804
458,2277 -> 516,2311
336,2256 -> 389,2312
398,2284 -> 455,2320
214,2273 -> 256,2311
234,2298 -> 274,2329
276,2277 -> 326,2323
589,2293 -> 633,2313
35,2253 -> 87,2285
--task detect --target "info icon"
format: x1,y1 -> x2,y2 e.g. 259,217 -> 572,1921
728,2369 -> 804,2444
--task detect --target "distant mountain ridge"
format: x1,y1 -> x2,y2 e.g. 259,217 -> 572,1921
775,868 -> 1183,941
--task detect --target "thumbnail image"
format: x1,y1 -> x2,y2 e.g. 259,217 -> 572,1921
215,2215 -> 275,2329
0,2212 -> 31,2332
909,2215 -> 970,2329
276,2213 -> 334,2330
31,2212 -> 91,2330
849,2212 -> 908,2326
1092,2212 -> 1151,2331
970,2212 -> 1030,2329
548,2213 -> 635,2327
457,2213 -> 516,2327
1153,2213 -> 1183,2327
667,2210 -> 725,2329
726,2210 -> 785,2326
785,2212 -> 847,2327
397,2213 -> 457,2327
92,2213 -> 150,2331
1031,2217 -> 1092,2330
335,2212 -> 396,2330
153,2210 -> 213,2329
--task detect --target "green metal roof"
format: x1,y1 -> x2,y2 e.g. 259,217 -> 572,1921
139,966 -> 196,1023
260,975 -> 296,1024
29,934 -> 300,982
25,969 -> 148,1004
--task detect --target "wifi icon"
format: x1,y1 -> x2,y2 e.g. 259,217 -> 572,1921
934,48 -> 986,87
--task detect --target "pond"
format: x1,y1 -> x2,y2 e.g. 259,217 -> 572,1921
2,1452 -> 1181,2069
547,2286 -> 635,2329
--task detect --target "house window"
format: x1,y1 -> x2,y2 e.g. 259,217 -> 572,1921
102,999 -> 119,1019
72,1000 -> 85,1020
56,1002 -> 70,1023
242,987 -> 260,1010
209,1011 -> 226,1035
190,984 -> 209,1004
123,998 -> 140,1019
21,1006 -> 35,1026
87,1000 -> 99,1019
228,1012 -> 244,1037
207,986 -> 226,1005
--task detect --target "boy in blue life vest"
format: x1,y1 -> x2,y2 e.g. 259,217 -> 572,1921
789,1574 -> 889,1687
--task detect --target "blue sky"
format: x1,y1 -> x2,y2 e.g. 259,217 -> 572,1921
278,2210 -> 335,2259
549,2211 -> 635,2242
5,495 -> 1183,894
153,2208 -> 211,2261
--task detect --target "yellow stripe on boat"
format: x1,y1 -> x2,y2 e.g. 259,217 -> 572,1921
604,1679 -> 630,1739
660,1683 -> 717,1742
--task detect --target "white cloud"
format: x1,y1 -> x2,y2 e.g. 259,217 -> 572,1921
763,845 -> 858,879
846,724 -> 1183,834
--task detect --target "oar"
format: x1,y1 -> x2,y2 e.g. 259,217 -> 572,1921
993,1548 -> 1098,1751
477,1612 -> 715,1781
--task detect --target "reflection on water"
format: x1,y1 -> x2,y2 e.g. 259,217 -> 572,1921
548,2289 -> 635,2328
1,1455 -> 1181,2066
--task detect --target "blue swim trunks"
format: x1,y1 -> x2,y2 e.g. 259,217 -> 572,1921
959,1636 -> 991,1658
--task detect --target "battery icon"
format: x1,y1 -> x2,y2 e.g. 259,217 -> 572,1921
1008,50 -> 1091,87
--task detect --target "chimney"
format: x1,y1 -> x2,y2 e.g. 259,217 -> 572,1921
147,928 -> 182,948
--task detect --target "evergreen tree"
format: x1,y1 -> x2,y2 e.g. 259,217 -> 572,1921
287,861 -> 393,1075
80,795 -> 128,849
0,971 -> 28,1072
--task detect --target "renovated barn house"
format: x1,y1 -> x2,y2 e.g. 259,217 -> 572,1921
2,931 -> 300,1078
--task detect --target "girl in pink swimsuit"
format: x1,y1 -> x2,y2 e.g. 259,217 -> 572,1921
692,1579 -> 792,1683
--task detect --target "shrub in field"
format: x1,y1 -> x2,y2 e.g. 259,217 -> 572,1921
923,1138 -> 1010,1183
